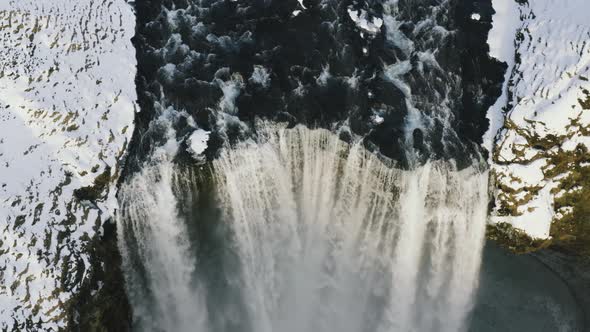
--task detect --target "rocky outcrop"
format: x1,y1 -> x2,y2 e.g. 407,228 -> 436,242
487,0 -> 590,255
128,0 -> 504,172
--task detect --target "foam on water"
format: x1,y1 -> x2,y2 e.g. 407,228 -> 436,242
119,122 -> 488,332
212,124 -> 488,332
118,109 -> 209,332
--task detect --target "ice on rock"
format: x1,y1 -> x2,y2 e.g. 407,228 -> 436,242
347,8 -> 383,35
188,129 -> 210,157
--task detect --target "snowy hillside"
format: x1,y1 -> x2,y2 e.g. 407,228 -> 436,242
0,0 -> 136,328
487,0 -> 590,240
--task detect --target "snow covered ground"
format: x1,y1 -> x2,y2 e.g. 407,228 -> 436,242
0,0 -> 136,328
487,0 -> 590,238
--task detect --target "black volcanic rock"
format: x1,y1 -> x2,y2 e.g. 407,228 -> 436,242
125,0 -> 505,172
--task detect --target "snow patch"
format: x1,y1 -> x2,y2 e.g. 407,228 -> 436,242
187,129 -> 210,158
487,0 -> 590,239
347,8 -> 383,35
0,0 -> 137,327
483,0 -> 521,154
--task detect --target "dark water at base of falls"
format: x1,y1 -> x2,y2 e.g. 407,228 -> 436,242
471,243 -> 584,332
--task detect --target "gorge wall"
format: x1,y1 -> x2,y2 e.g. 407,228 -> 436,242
487,0 -> 590,253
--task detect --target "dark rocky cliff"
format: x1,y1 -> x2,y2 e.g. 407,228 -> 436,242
125,0 -> 505,172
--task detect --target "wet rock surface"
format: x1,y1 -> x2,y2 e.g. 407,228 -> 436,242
127,0 -> 504,172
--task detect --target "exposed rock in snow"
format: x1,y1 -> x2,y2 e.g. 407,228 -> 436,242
487,0 -> 590,239
0,0 -> 136,328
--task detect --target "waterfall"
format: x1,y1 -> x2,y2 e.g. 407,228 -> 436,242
213,124 -> 488,332
118,120 -> 488,332
117,109 -> 209,332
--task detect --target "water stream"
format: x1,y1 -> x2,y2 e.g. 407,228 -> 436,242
119,1 -> 582,331
118,122 -> 489,332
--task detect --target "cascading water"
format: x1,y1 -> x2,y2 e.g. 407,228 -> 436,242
120,0 -> 502,330
118,109 -> 209,332
212,124 -> 488,332
118,121 -> 488,332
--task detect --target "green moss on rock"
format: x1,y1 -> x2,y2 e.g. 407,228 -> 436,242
486,223 -> 552,254
549,153 -> 590,257
74,167 -> 112,202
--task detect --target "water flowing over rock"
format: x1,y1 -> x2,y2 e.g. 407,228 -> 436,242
119,123 -> 488,332
118,110 -> 209,332
115,0 -> 503,331
2,0 -> 589,328
2,0 -> 530,329
128,0 -> 503,170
